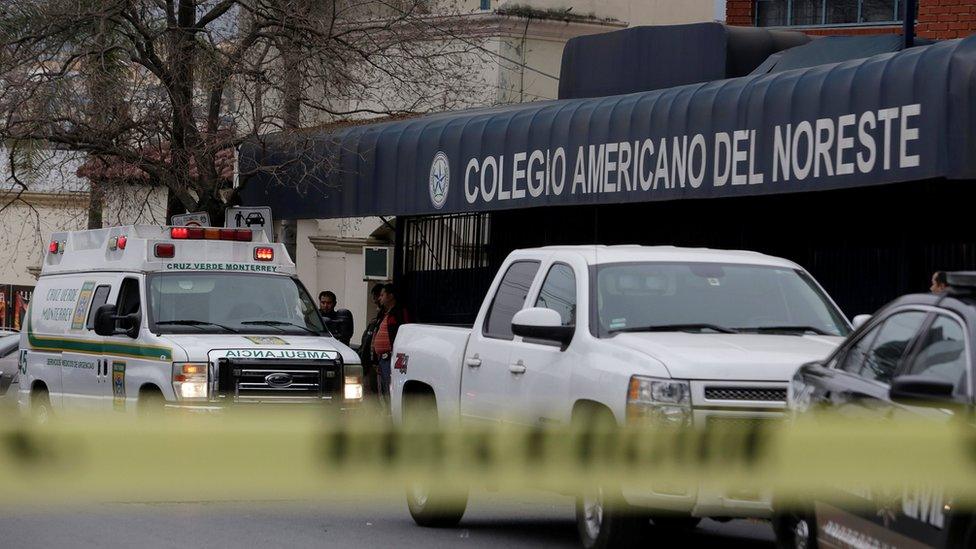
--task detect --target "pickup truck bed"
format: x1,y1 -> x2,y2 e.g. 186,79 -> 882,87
392,324 -> 471,426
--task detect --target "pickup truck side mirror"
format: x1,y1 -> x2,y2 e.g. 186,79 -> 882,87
889,375 -> 955,407
511,308 -> 574,346
93,304 -> 140,339
851,314 -> 872,330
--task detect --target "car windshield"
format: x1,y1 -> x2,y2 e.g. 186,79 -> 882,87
593,262 -> 850,338
0,334 -> 18,357
148,273 -> 327,336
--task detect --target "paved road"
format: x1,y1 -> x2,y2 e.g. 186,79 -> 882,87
0,390 -> 773,548
0,494 -> 774,548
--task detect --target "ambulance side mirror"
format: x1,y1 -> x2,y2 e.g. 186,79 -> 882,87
93,305 -> 117,336
93,305 -> 140,339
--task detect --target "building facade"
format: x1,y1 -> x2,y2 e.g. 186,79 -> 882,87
730,0 -> 976,39
296,0 -> 721,341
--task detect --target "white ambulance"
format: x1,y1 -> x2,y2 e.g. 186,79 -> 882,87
17,225 -> 364,419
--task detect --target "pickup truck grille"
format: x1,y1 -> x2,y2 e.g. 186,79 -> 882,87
216,357 -> 342,403
703,386 -> 787,402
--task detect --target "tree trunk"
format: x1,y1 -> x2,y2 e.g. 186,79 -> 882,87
87,180 -> 103,229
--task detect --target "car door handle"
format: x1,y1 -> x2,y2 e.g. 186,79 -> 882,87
465,355 -> 482,368
509,360 -> 526,375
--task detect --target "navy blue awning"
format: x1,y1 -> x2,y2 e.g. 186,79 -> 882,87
239,35 -> 976,220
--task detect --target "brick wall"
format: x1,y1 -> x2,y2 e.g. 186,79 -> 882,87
726,0 -> 976,40
917,0 -> 976,39
726,0 -> 753,25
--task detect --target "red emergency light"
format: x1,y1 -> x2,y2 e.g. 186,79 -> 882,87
48,241 -> 59,254
253,247 -> 274,261
116,235 -> 127,250
171,227 -> 252,242
154,243 -> 175,258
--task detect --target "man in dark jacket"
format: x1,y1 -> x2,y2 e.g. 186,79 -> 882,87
318,290 -> 354,346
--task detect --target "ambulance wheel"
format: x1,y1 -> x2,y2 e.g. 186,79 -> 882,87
403,390 -> 467,528
31,387 -> 52,425
137,386 -> 165,417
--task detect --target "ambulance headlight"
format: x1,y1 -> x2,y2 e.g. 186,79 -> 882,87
344,376 -> 363,401
172,362 -> 209,400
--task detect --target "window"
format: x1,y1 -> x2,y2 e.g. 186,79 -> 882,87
86,285 -> 111,330
754,0 -> 902,27
905,315 -> 969,394
115,278 -> 141,330
535,264 -> 577,327
484,261 -> 540,340
592,262 -> 849,338
148,273 -> 325,335
841,311 -> 927,384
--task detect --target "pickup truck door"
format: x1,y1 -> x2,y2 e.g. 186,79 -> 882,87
508,262 -> 579,426
459,260 -> 540,424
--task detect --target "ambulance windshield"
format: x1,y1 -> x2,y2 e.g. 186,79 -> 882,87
148,272 -> 328,336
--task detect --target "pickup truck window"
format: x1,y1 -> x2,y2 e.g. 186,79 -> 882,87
535,263 -> 576,326
593,262 -> 850,338
483,260 -> 540,339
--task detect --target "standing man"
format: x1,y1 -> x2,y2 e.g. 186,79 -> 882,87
318,290 -> 354,345
359,284 -> 385,397
372,284 -> 410,406
931,271 -> 948,294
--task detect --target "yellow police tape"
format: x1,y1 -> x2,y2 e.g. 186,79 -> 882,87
0,409 -> 974,505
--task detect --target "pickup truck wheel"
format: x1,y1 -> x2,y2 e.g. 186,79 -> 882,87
773,510 -> 818,549
576,484 -> 643,549
406,480 -> 468,528
651,515 -> 701,530
403,391 -> 467,528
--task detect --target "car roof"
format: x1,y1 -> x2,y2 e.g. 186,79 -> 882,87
510,245 -> 800,269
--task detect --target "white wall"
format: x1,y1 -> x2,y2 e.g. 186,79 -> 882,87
1,175 -> 167,286
497,0 -> 719,25
296,218 -> 388,343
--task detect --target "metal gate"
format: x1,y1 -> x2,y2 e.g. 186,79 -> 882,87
396,213 -> 495,326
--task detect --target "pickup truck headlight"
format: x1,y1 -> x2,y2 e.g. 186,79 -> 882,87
627,375 -> 691,426
172,362 -> 208,400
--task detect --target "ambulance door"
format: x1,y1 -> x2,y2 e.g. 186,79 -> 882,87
59,278 -> 113,411
100,275 -> 169,413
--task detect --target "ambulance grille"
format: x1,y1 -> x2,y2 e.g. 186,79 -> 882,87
216,357 -> 342,403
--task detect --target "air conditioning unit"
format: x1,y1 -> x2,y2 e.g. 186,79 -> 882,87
363,246 -> 392,281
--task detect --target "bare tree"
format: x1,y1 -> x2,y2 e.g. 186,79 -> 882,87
0,0 -> 494,223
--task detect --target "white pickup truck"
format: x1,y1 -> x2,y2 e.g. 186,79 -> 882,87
392,245 -> 852,547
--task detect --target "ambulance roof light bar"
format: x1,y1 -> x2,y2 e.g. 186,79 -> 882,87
170,227 -> 252,242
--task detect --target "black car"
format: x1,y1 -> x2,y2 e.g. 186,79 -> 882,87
245,212 -> 265,227
774,273 -> 976,548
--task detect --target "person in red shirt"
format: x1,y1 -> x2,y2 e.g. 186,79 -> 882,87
372,283 -> 410,406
